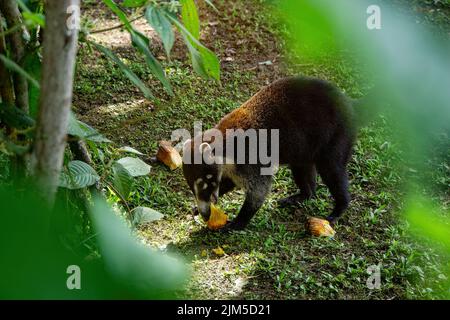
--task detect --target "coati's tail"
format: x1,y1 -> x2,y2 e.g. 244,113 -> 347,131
351,88 -> 385,127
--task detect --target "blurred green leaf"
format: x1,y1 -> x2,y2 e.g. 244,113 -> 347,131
0,102 -> 35,130
22,11 -> 45,27
122,0 -> 148,8
102,0 -> 132,30
0,186 -> 186,298
22,52 -> 42,119
0,54 -> 40,89
406,198 -> 450,251
131,30 -> 174,95
168,14 -> 220,81
91,42 -> 154,100
145,5 -> 175,57
90,197 -> 186,294
181,0 -> 200,40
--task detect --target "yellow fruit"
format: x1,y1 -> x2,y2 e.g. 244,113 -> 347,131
201,249 -> 207,257
156,140 -> 182,170
307,217 -> 336,237
212,246 -> 225,256
207,204 -> 228,230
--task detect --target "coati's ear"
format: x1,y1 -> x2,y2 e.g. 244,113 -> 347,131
199,142 -> 212,154
181,139 -> 192,164
182,139 -> 192,152
199,142 -> 214,164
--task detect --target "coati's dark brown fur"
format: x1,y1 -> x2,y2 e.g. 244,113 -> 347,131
183,76 -> 357,231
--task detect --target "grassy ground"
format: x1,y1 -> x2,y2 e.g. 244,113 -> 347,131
74,0 -> 449,299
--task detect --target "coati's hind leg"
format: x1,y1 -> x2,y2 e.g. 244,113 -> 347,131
278,164 -> 316,207
316,146 -> 351,224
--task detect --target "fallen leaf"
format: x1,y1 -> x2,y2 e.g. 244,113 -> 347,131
212,246 -> 225,256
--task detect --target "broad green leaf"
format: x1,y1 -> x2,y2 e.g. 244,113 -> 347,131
112,162 -> 133,200
145,6 -> 175,57
101,0 -> 132,30
118,146 -> 144,155
132,207 -> 164,226
131,31 -> 173,95
92,42 -> 154,99
0,102 -> 35,130
22,12 -> 45,27
0,54 -> 40,89
122,0 -> 148,8
167,15 -> 220,81
59,160 -> 100,190
68,112 -> 111,143
116,157 -> 151,177
77,121 -> 112,143
181,0 -> 200,40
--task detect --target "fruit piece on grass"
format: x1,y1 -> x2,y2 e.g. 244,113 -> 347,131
207,204 -> 228,230
212,246 -> 225,256
307,217 -> 336,237
156,140 -> 182,170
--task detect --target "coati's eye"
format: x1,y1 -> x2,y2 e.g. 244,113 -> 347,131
194,178 -> 208,192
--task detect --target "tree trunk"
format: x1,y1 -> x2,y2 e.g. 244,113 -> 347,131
0,15 -> 15,105
69,139 -> 93,165
0,0 -> 29,113
31,0 -> 80,205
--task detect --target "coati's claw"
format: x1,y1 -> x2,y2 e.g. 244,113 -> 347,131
217,221 -> 246,233
326,216 -> 338,226
278,193 -> 308,207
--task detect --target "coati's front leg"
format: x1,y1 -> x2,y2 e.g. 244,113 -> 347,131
221,173 -> 272,231
219,177 -> 235,196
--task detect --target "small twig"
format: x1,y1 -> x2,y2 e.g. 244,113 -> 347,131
105,180 -> 132,216
0,23 -> 23,39
90,14 -> 144,34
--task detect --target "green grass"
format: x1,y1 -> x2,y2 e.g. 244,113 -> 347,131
73,0 -> 449,299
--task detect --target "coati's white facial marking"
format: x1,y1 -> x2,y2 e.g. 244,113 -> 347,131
194,177 -> 208,193
206,174 -> 213,179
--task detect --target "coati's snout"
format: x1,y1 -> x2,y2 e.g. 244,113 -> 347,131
182,140 -> 221,222
183,163 -> 220,221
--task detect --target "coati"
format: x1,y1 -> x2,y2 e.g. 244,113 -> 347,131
182,76 -> 357,231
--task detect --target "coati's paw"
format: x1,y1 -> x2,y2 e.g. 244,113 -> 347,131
278,193 -> 309,207
217,221 -> 247,233
326,215 -> 338,226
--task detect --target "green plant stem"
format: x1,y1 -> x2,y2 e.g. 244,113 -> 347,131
90,14 -> 144,34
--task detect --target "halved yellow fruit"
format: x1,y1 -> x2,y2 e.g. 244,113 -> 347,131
307,217 -> 336,237
207,204 -> 228,230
